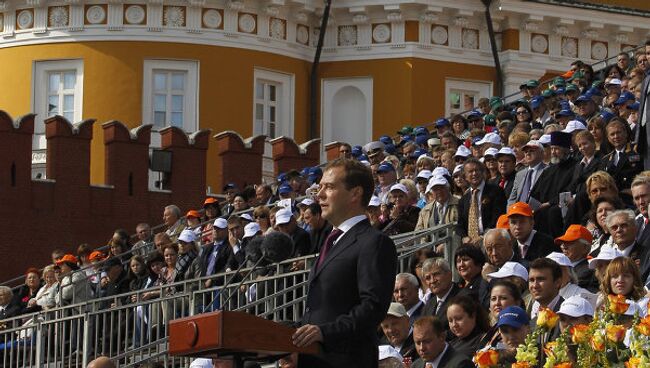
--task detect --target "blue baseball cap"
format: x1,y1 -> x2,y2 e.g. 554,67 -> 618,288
400,135 -> 413,143
415,134 -> 429,146
627,101 -> 640,111
309,167 -> 322,177
358,153 -> 369,161
587,87 -> 603,97
223,183 -> 237,191
300,167 -> 311,177
615,91 -> 635,105
385,143 -> 397,154
530,96 -> 544,109
379,135 -> 393,145
277,173 -> 286,183
278,183 -> 292,194
411,148 -> 428,158
435,118 -> 450,127
414,127 -> 429,136
497,306 -> 530,328
377,162 -> 395,173
555,87 -> 566,95
556,109 -> 575,118
599,110 -> 615,123
575,95 -> 592,104
351,145 -> 363,157
559,100 -> 571,110
467,110 -> 482,120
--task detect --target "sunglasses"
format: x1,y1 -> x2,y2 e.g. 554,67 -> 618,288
516,111 -> 529,115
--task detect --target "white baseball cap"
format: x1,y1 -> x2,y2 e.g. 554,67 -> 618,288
605,78 -> 622,86
546,252 -> 572,267
483,147 -> 499,158
386,302 -> 408,318
432,167 -> 450,178
588,245 -> 623,269
495,147 -> 516,158
452,164 -> 464,176
558,296 -> 594,317
213,218 -> 228,229
178,229 -> 197,243
538,134 -> 552,146
299,198 -> 315,206
275,208 -> 294,225
189,358 -> 214,368
389,183 -> 409,194
488,261 -> 528,281
523,140 -> 544,150
416,170 -> 433,181
368,196 -> 382,207
562,120 -> 587,134
378,345 -> 403,362
239,213 -> 254,222
454,145 -> 472,158
243,222 -> 261,239
476,132 -> 502,146
427,137 -> 441,147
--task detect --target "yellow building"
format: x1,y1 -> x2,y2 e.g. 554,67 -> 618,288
0,0 -> 647,190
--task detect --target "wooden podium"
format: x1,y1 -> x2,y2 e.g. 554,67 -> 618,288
169,311 -> 319,366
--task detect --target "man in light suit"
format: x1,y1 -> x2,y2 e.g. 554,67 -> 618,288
411,316 -> 474,368
293,159 -> 397,368
508,140 -> 547,209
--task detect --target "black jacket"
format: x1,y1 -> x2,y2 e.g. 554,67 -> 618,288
456,182 -> 507,238
411,344 -> 474,368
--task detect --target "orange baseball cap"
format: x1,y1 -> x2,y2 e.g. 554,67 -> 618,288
56,254 -> 79,265
554,224 -> 593,245
496,214 -> 510,229
507,202 -> 533,218
203,197 -> 219,206
186,210 -> 201,219
88,251 -> 105,262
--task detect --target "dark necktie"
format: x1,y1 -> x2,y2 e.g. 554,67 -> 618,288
316,229 -> 343,270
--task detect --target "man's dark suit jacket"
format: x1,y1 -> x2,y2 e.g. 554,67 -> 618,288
456,182 -> 507,238
378,333 -> 418,362
570,154 -> 603,195
573,258 -> 598,293
521,231 -> 557,262
602,147 -> 643,195
299,218 -> 397,368
489,171 -> 516,200
637,70 -> 650,170
196,241 -> 232,278
309,223 -> 333,253
422,283 -> 460,334
410,344 -> 475,368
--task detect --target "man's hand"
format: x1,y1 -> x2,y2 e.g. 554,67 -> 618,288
482,263 -> 497,281
292,324 -> 323,347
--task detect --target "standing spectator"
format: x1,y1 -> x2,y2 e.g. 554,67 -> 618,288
381,183 -> 420,236
376,162 -> 398,204
639,41 -> 650,169
603,117 -> 642,195
163,205 -> 186,240
176,229 -> 198,278
201,197 -> 222,244
530,132 -> 578,210
508,140 -> 547,207
226,216 -> 246,271
55,254 -> 92,306
631,175 -> 650,245
27,265 -> 57,311
492,147 -> 517,199
570,131 -> 603,195
133,223 -> 154,257
128,255 -> 149,292
416,176 -> 459,232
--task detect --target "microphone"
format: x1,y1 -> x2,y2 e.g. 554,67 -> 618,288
245,236 -> 265,263
261,232 -> 295,263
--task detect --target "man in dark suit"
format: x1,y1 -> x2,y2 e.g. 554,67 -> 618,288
421,258 -> 459,335
507,202 -> 557,262
275,207 -> 313,257
602,118 -> 643,201
456,158 -> 507,247
0,286 -> 22,320
411,316 -> 474,368
303,203 -> 333,253
608,210 -> 650,284
556,224 -> 598,292
631,175 -> 650,247
192,218 -> 232,286
379,303 -> 418,362
293,159 -> 397,368
508,140 -> 547,207
225,216 -> 246,271
394,273 -> 424,326
636,41 -> 650,170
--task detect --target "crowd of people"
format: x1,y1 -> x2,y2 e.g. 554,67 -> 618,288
0,42 -> 649,368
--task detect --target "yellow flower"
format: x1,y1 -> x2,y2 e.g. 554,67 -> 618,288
609,294 -> 630,314
636,316 -> 650,336
537,307 -> 560,330
591,331 -> 606,351
554,363 -> 573,368
512,363 -> 532,368
474,349 -> 499,368
569,324 -> 590,344
626,357 -> 641,368
606,324 -> 626,343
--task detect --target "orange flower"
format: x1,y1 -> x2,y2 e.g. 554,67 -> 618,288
636,315 -> 650,336
606,324 -> 626,343
570,324 -> 590,344
608,294 -> 630,314
555,363 -> 573,368
474,349 -> 499,368
512,363 -> 532,368
625,357 -> 641,368
544,341 -> 558,358
590,331 -> 605,351
537,307 -> 560,330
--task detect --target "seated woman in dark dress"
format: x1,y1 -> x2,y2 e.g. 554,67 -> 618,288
446,295 -> 490,358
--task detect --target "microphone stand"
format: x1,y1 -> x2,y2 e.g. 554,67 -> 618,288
200,256 -> 249,314
219,256 -> 268,308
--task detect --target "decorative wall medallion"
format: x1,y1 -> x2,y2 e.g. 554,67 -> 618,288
202,9 -> 222,29
163,6 -> 185,27
269,18 -> 285,40
561,37 -> 578,58
372,23 -> 390,43
49,6 -> 69,27
296,24 -> 309,45
17,9 -> 34,29
531,33 -> 548,53
238,13 -> 256,33
85,5 -> 106,25
125,5 -> 146,25
591,41 -> 607,60
431,25 -> 448,45
621,44 -> 635,52
461,28 -> 478,49
338,25 -> 357,46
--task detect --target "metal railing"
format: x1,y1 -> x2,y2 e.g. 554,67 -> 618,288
0,223 -> 455,367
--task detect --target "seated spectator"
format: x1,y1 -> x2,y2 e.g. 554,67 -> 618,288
253,206 -> 272,234
102,257 -> 131,306
163,204 -> 186,239
416,176 -> 459,236
55,254 -> 92,306
77,243 -> 94,277
393,273 -> 424,326
27,264 -> 57,311
446,296 -> 489,358
411,316 -> 474,368
598,256 -> 645,309
507,202 -> 557,265
161,243 -> 183,286
555,225 -> 599,292
557,296 -> 594,333
487,262 -> 530,305
191,218 -> 231,287
481,229 -> 522,278
221,183 -> 239,216
0,285 -> 22,321
484,280 -> 523,349
495,306 -> 530,366
379,302 -> 418,362
226,216 -> 246,271
588,196 -> 625,256
275,207 -> 312,257
607,210 -> 648,270
133,223 -> 154,257
545,252 -> 596,307
128,255 -> 149,292
454,245 -> 487,301
185,210 -> 203,238
176,229 -> 198,277
382,182 -> 421,236
232,194 -> 249,213
13,267 -> 42,315
421,258 -> 459,331
153,233 -> 173,254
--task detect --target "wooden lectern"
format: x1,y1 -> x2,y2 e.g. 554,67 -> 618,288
169,311 -> 319,367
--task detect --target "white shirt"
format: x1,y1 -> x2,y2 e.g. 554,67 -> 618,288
419,288 -> 432,304
614,241 -> 634,257
333,214 -> 368,245
531,294 -> 561,318
426,343 -> 449,368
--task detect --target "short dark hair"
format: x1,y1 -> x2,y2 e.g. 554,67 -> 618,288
413,316 -> 445,337
463,158 -> 485,173
306,203 -> 322,215
324,158 -> 374,207
530,258 -> 562,281
454,245 -> 486,269
447,295 -> 490,333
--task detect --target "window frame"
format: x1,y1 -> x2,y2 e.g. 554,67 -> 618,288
252,68 -> 294,139
444,79 -> 493,117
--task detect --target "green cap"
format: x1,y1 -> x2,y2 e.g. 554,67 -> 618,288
565,84 -> 579,92
484,114 -> 496,126
397,125 -> 413,135
541,89 -> 555,98
591,80 -> 603,88
526,80 -> 540,88
489,96 -> 503,109
552,77 -> 566,87
513,98 -> 529,106
570,71 -> 585,81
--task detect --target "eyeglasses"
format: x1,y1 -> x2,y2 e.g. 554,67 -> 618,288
516,111 -> 529,115
609,223 -> 630,231
255,215 -> 268,219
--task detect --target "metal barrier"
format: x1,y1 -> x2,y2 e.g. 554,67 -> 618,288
0,223 -> 454,367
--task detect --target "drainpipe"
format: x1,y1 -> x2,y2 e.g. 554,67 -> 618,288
309,0 -> 332,139
481,0 -> 504,97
